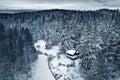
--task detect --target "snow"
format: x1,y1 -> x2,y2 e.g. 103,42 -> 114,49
66,49 -> 76,55
95,44 -> 102,50
30,55 -> 55,80
31,40 -> 60,80
32,40 -> 84,80
49,54 -> 74,68
49,54 -> 84,80
34,40 -> 60,56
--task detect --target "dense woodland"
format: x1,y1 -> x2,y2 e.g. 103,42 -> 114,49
0,9 -> 120,80
0,23 -> 37,80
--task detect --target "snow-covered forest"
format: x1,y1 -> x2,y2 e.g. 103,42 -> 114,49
0,9 -> 120,80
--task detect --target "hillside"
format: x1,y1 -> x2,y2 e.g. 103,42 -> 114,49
0,9 -> 120,80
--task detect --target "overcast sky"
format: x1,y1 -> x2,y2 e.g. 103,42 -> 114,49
0,0 -> 120,10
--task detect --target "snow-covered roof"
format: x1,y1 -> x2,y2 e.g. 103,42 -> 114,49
66,49 -> 76,56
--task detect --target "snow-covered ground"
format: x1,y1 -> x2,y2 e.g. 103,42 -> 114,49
30,55 -> 55,80
32,40 -> 84,80
30,40 -> 60,80
49,54 -> 84,80
34,40 -> 60,56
